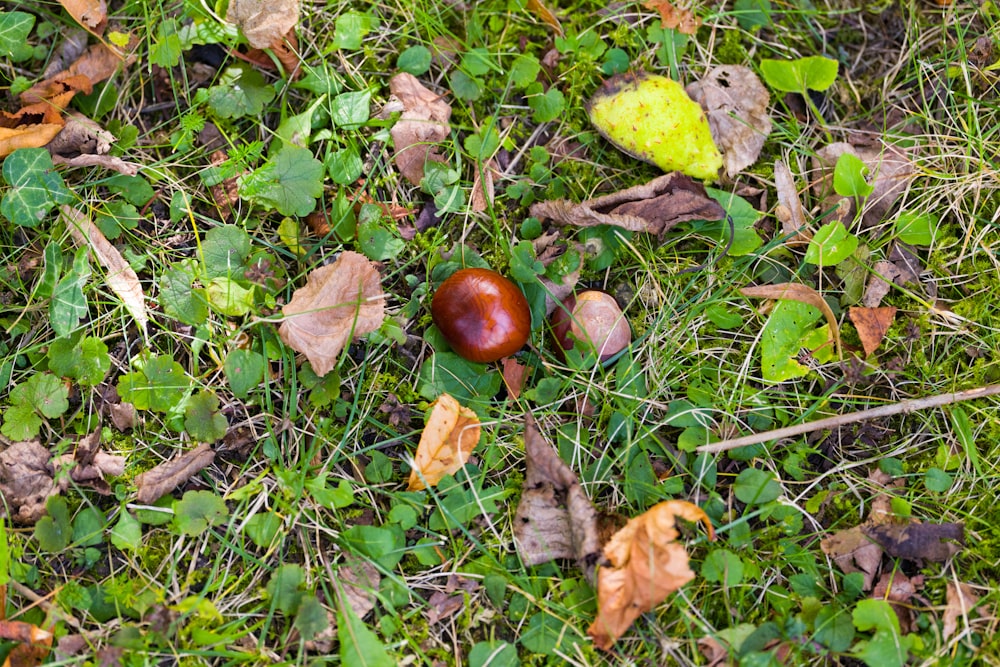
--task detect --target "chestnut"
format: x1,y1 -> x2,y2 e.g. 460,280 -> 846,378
431,268 -> 531,363
551,290 -> 631,361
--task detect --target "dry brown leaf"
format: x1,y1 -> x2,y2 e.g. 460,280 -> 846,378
0,441 -> 63,524
62,206 -> 148,333
849,306 -> 897,356
408,393 -> 481,491
740,282 -> 841,359
23,44 -> 123,108
58,0 -> 107,38
501,358 -> 529,399
226,0 -> 300,49
863,522 -> 964,562
52,154 -> 139,176
389,73 -> 452,186
338,557 -> 380,620
135,443 -> 216,504
686,66 -> 771,177
46,111 -> 115,158
278,251 -> 386,377
820,526 -> 883,591
425,591 -> 466,624
513,415 -> 602,582
470,158 -> 499,213
943,581 -> 979,641
773,160 -> 811,245
0,125 -> 64,158
0,621 -> 52,645
208,150 -> 241,219
526,0 -> 563,34
588,500 -> 715,650
643,0 -> 701,34
530,173 -> 725,235
812,143 -> 916,228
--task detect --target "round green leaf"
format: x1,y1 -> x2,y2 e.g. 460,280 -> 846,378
733,468 -> 781,505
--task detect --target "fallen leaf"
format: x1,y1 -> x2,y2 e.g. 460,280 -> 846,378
0,124 -> 64,158
0,620 -> 53,643
22,44 -> 124,106
588,500 -> 714,650
389,73 -> 452,186
46,112 -> 116,158
530,172 -> 725,236
513,415 -> 602,582
888,243 -> 924,286
501,358 -> 529,399
862,260 -> 903,308
820,526 -> 883,591
773,160 -> 811,245
849,306 -> 897,356
425,591 -> 465,624
208,149 -> 241,219
57,0 -> 107,38
872,571 -> 923,633
526,0 -> 563,34
686,66 -> 770,177
278,252 -> 386,377
338,557 -> 380,620
644,0 -> 701,33
135,443 -> 216,504
43,29 -> 90,78
740,282 -> 841,359
469,158 -> 499,213
812,143 -> 916,228
408,394 -> 481,491
226,0 -> 300,49
52,429 -> 125,495
943,581 -> 979,640
269,29 -> 301,78
62,206 -> 148,333
863,522 -> 964,562
0,441 -> 62,524
51,154 -> 139,176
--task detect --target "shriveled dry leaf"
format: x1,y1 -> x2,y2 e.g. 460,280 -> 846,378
338,557 -> 381,620
0,441 -> 63,524
862,260 -> 903,308
470,158 -> 499,212
696,635 -> 732,667
864,522 -> 964,562
46,112 -> 115,158
226,0 -> 300,49
588,500 -> 715,650
62,206 -> 148,333
774,160 -> 811,245
57,0 -> 107,37
643,0 -> 701,33
849,306 -> 897,356
208,150 -> 241,218
43,29 -> 89,78
52,430 -> 125,495
530,173 -> 725,236
278,251 -> 386,377
740,282 -> 841,358
0,621 -> 53,644
23,44 -> 124,108
686,66 -> 770,177
408,393 -> 481,491
820,526 -> 883,591
135,443 -> 216,504
943,581 -> 979,641
872,571 -> 923,633
513,415 -> 602,582
389,73 -> 452,186
52,154 -> 139,176
526,0 -> 563,34
426,591 -> 466,624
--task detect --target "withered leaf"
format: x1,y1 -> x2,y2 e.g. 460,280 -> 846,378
812,143 -> 915,228
849,306 -> 897,356
338,556 -> 381,620
52,153 -> 140,176
872,571 -> 923,633
588,500 -> 715,650
864,522 -> 964,562
740,282 -> 841,358
526,0 -> 563,34
643,0 -> 701,33
0,124 -> 64,158
63,206 -> 148,333
22,44 -> 123,106
686,66 -> 771,177
47,111 -> 115,158
0,620 -> 53,644
774,160 -> 811,245
426,591 -> 466,624
278,251 -> 386,377
501,358 -> 529,399
408,393 -> 481,491
226,0 -> 300,49
943,581 -> 979,641
0,441 -> 62,524
58,0 -> 107,37
529,173 -> 725,236
389,73 -> 452,186
820,526 -> 883,591
513,415 -> 601,583
135,443 -> 216,504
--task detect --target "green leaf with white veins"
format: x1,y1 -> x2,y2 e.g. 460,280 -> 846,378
1,149 -> 73,227
240,145 -> 325,217
0,12 -> 35,60
50,248 -> 91,338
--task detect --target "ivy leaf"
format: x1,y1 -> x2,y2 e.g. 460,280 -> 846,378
197,65 -> 276,119
239,145 -> 325,217
172,490 -> 229,537
117,355 -> 189,412
183,391 -> 228,442
1,148 -> 74,228
0,12 -> 35,61
49,248 -> 91,337
34,496 -> 71,552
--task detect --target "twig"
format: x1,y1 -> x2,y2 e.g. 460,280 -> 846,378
697,384 -> 1000,454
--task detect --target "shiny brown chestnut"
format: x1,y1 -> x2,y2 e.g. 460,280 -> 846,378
431,268 -> 531,363
551,290 -> 631,362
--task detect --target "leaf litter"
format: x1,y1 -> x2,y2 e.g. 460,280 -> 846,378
135,443 -> 216,504
388,73 -> 453,186
407,393 -> 481,491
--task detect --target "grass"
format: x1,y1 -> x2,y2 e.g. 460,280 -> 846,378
2,0 -> 1000,664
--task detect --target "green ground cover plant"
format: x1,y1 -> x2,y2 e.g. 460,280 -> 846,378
1,0 -> 999,664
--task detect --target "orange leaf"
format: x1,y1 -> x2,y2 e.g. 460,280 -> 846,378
526,0 -> 563,35
642,0 -> 702,34
408,394 -> 481,491
57,0 -> 107,38
588,500 -> 714,650
848,306 -> 896,356
0,125 -> 64,158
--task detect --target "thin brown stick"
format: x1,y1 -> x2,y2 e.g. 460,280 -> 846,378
697,384 -> 1000,454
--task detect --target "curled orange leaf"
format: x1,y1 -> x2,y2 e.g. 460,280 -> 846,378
408,394 -> 481,491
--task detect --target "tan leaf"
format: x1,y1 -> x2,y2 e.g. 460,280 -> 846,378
135,444 -> 216,504
52,154 -> 139,176
773,160 -> 811,245
686,66 -> 771,177
0,621 -> 53,644
501,358 -> 529,399
526,0 -> 563,34
0,124 -> 64,158
820,526 -> 883,591
513,415 -> 601,582
943,581 -> 979,640
408,394 -> 481,491
62,206 -> 148,333
849,306 -> 897,356
389,73 -> 452,185
0,441 -> 63,524
46,111 -> 116,158
338,557 -> 381,620
863,522 -> 964,562
740,282 -> 841,359
588,500 -> 715,650
470,158 -> 499,213
278,251 -> 386,377
57,0 -> 107,37
226,0 -> 301,49
643,0 -> 701,34
530,172 -> 725,236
